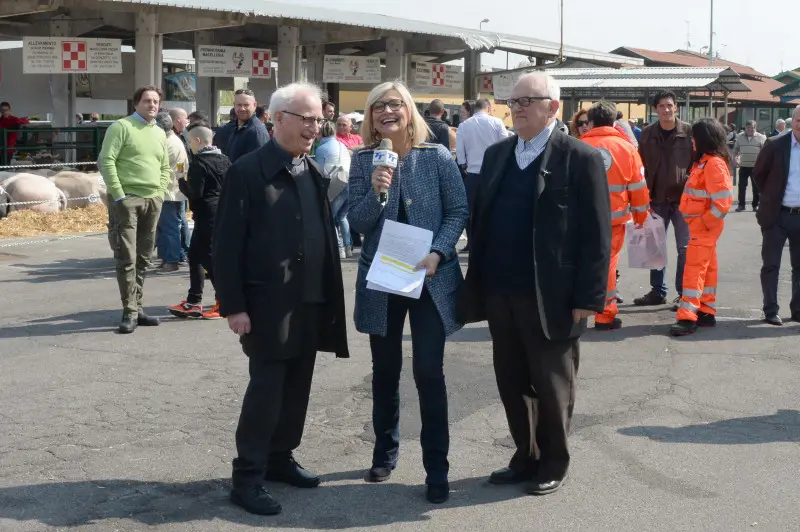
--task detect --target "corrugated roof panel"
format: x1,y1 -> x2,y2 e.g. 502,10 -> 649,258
100,0 -> 639,63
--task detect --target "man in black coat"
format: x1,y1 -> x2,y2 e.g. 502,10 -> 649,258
458,73 -> 611,496
753,106 -> 800,326
424,99 -> 451,149
225,89 -> 269,163
213,82 -> 349,516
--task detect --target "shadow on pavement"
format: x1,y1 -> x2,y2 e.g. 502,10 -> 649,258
1,257 -> 116,284
584,319 -> 800,342
0,473 -> 527,529
618,409 -> 800,445
0,306 -> 167,338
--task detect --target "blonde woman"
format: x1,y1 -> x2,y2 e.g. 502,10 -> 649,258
349,81 -> 468,504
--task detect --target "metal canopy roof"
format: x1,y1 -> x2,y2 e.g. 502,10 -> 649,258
535,67 -> 751,99
101,0 -> 641,65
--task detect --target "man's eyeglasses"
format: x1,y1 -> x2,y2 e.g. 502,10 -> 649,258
282,110 -> 326,127
577,120 -> 589,127
506,96 -> 551,108
372,99 -> 405,112
234,89 -> 255,96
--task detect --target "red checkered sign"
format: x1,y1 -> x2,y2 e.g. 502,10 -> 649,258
482,75 -> 494,91
62,41 -> 87,71
432,64 -> 445,86
251,49 -> 271,78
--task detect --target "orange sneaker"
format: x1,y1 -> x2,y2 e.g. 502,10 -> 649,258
168,300 -> 202,318
202,301 -> 222,320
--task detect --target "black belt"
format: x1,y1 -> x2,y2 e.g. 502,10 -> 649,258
781,206 -> 800,214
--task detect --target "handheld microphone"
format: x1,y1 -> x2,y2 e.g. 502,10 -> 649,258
372,138 -> 398,205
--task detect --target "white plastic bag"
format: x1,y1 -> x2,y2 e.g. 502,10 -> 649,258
625,212 -> 668,269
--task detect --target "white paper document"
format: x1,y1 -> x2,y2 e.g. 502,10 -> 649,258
365,220 -> 433,299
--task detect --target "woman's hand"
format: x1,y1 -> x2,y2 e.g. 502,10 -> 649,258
372,166 -> 393,195
416,252 -> 441,277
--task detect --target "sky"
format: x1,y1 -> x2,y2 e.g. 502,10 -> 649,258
292,0 -> 799,76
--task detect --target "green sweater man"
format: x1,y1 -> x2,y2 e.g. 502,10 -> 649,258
99,114 -> 171,200
98,87 -> 172,334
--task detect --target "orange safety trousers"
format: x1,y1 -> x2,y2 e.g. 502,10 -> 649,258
676,235 -> 718,322
596,224 -> 626,324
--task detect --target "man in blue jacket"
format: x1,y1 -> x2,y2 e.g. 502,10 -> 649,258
226,89 -> 269,163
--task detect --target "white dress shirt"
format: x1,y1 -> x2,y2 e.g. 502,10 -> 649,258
515,121 -> 556,169
456,111 -> 511,174
783,133 -> 800,208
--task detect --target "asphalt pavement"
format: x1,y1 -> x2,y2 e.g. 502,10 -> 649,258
0,207 -> 799,532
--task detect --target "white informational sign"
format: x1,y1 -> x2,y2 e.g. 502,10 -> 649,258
23,37 -> 122,74
322,55 -> 381,83
196,46 -> 272,78
492,73 -> 522,101
414,63 -> 463,90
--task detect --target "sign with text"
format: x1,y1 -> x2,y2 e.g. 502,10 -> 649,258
23,37 -> 122,74
196,46 -> 272,78
414,63 -> 463,90
491,73 -> 522,101
322,55 -> 381,83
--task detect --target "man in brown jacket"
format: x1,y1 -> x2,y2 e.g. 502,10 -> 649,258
633,90 -> 694,310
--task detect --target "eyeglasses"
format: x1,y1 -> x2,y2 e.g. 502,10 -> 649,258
372,99 -> 405,112
234,89 -> 255,96
577,120 -> 589,127
506,96 -> 551,108
281,110 -> 326,127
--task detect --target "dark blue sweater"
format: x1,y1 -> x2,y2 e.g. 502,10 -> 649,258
483,153 -> 544,295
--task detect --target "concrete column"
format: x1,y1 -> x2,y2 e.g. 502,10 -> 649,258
463,50 -> 480,100
135,12 -> 159,88
278,26 -> 299,86
305,45 -> 325,86
385,37 -> 406,81
153,34 -> 163,89
295,46 -> 304,82
49,17 -> 74,129
194,31 -> 214,119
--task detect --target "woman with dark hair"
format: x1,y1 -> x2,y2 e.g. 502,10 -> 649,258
570,108 -> 590,137
670,118 -> 734,336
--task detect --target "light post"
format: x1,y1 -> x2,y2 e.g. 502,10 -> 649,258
479,18 -> 489,30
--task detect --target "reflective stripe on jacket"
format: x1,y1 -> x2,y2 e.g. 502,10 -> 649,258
679,154 -> 734,243
580,126 -> 650,225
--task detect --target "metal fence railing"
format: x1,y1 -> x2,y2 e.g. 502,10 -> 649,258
1,126 -> 109,167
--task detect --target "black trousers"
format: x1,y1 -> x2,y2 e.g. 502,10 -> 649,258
231,304 -> 321,487
187,220 -> 214,304
485,293 -> 579,481
369,289 -> 449,484
761,210 -> 800,316
464,172 -> 481,244
738,167 -> 759,209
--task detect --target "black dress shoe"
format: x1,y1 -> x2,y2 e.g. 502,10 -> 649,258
764,314 -> 783,326
230,485 -> 282,515
118,314 -> 137,334
426,482 -> 449,504
365,466 -> 393,483
525,476 -> 566,496
488,466 -> 535,485
137,312 -> 160,326
264,458 -> 320,488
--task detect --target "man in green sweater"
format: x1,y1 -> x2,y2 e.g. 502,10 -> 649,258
99,85 -> 171,334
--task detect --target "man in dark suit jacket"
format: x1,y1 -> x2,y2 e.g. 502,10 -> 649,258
213,83 -> 349,516
753,106 -> 800,326
225,89 -> 269,163
458,73 -> 611,496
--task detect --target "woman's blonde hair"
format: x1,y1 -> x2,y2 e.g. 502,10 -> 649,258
361,80 -> 431,147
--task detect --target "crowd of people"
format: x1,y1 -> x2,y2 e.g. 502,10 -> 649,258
95,76 -> 800,516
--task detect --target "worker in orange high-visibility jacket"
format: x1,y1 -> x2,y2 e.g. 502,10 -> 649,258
670,118 -> 734,336
581,102 -> 650,330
